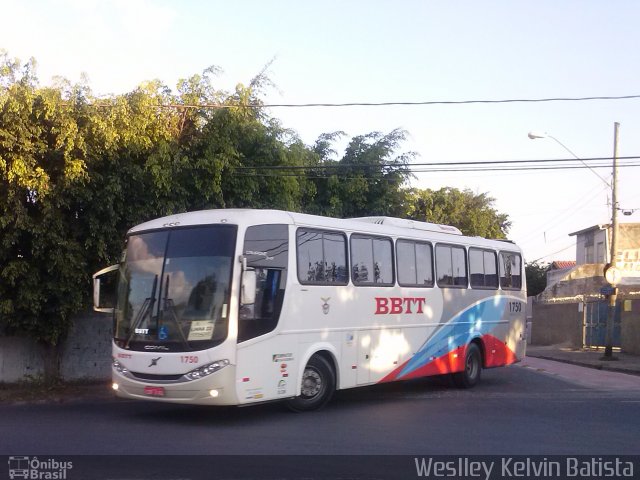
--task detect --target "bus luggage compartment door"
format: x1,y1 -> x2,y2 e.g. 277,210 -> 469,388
357,329 -> 402,384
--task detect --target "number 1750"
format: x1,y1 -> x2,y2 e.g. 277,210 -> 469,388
508,302 -> 522,313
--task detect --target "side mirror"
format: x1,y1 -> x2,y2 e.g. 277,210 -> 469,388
93,264 -> 119,313
241,270 -> 257,305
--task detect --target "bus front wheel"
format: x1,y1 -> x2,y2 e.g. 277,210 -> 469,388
286,355 -> 335,412
453,343 -> 482,388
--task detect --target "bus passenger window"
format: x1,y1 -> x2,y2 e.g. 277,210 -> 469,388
350,235 -> 394,286
499,252 -> 522,290
297,229 -> 348,285
469,248 -> 498,289
436,244 -> 468,288
397,240 -> 433,287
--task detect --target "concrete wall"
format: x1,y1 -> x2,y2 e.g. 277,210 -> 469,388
0,336 -> 46,382
546,267 -> 575,288
621,301 -> 640,355
60,312 -> 113,381
532,298 -> 640,353
0,312 -> 112,383
574,233 -> 586,265
531,301 -> 583,348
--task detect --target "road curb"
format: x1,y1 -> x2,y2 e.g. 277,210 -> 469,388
526,353 -> 640,377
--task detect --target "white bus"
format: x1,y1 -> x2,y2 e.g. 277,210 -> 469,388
93,209 -> 527,411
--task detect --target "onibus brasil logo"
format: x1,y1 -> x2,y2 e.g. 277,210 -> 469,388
8,456 -> 73,479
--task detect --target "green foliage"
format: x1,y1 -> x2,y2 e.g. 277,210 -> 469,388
525,261 -> 549,297
304,129 -> 414,217
403,187 -> 511,238
0,53 -> 90,344
0,53 -> 327,348
0,51 -> 512,359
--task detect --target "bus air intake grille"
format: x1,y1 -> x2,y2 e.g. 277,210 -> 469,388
130,372 -> 185,381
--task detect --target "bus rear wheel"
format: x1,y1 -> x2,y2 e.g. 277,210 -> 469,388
453,343 -> 482,388
286,355 -> 335,412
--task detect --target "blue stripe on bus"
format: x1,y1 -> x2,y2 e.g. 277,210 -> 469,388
397,296 -> 508,379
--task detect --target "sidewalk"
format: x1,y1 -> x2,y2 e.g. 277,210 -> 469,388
0,381 -> 112,405
526,344 -> 640,376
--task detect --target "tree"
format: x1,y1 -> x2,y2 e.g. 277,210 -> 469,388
403,187 -> 511,238
0,53 -> 321,381
0,55 -> 101,379
304,129 -> 414,218
525,261 -> 549,297
0,55 -> 89,346
0,51 -> 513,383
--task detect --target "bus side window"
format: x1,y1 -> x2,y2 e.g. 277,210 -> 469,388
436,244 -> 468,288
350,235 -> 394,286
297,229 -> 348,285
499,252 -> 522,290
469,248 -> 498,289
397,239 -> 433,288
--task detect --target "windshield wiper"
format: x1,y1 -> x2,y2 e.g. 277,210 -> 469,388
125,274 -> 157,348
160,275 -> 191,349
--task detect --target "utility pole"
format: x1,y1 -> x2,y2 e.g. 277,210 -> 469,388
603,122 -> 620,360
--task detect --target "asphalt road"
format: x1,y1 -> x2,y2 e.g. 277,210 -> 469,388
2,359 -> 639,457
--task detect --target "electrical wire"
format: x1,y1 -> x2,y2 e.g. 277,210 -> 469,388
516,185 -> 610,246
232,162 -> 640,179
86,94 -> 640,109
528,243 -> 576,263
232,156 -> 640,172
260,94 -> 640,108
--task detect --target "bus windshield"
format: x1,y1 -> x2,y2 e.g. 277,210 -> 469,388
115,225 -> 237,352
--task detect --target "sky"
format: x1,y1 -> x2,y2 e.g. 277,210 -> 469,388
2,0 -> 640,264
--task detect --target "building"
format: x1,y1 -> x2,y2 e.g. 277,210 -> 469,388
531,223 -> 640,354
570,225 -> 608,264
569,223 -> 640,267
546,260 -> 576,288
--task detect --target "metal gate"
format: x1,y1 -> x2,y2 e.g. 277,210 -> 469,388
583,301 -> 621,348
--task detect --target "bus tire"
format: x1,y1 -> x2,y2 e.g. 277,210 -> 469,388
286,355 -> 335,412
453,343 -> 482,388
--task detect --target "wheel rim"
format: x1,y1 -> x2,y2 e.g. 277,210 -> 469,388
300,367 -> 323,398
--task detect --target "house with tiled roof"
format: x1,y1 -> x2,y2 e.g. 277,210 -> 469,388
551,260 -> 577,270
546,260 -> 576,287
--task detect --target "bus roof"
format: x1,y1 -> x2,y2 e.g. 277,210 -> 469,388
350,216 -> 462,235
128,208 -> 521,252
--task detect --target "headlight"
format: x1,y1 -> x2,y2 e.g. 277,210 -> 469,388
185,359 -> 230,381
112,358 -> 128,374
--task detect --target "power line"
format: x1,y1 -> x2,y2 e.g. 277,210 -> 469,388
408,164 -> 640,174
516,184 -> 610,246
233,156 -> 640,171
529,243 -> 576,263
261,94 -> 640,108
86,94 -> 640,110
233,162 -> 640,178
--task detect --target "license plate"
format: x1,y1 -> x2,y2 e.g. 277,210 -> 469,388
144,386 -> 165,397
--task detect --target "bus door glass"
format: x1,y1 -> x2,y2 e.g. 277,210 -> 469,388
238,224 -> 289,342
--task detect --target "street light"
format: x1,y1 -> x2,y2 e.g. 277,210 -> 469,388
528,125 -> 621,360
527,131 -> 611,187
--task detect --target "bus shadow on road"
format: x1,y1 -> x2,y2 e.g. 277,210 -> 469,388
121,373 -> 502,426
